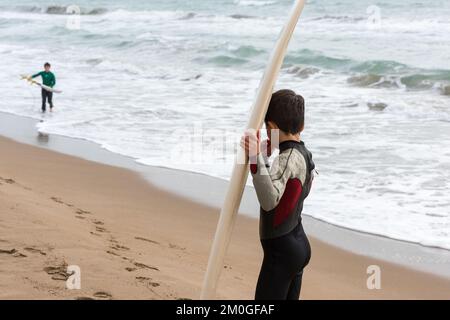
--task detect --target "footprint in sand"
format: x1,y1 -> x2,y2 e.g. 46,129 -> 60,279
1,247 -> 28,257
88,219 -> 109,234
136,276 -> 160,288
133,262 -> 159,271
50,197 -> 64,204
43,264 -> 70,281
75,292 -> 112,300
50,197 -> 74,208
169,243 -> 186,251
93,291 -> 112,300
135,237 -> 160,245
0,177 -> 33,191
51,273 -> 69,281
106,250 -> 121,257
24,247 -> 47,256
125,267 -> 137,272
76,209 -> 92,215
0,248 -> 27,258
109,244 -> 129,251
0,177 -> 15,184
95,226 -> 108,233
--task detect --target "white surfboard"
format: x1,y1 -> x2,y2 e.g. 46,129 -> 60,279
20,75 -> 62,93
200,0 -> 307,299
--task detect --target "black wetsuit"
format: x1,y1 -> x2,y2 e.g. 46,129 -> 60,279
255,222 -> 311,300
250,140 -> 315,300
41,89 -> 53,112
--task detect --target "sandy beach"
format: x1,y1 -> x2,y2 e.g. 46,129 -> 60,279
1,133 -> 449,300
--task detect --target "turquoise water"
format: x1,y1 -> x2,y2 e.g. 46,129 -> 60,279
0,0 -> 449,249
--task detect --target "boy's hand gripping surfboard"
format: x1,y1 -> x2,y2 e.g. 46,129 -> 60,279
200,0 -> 307,299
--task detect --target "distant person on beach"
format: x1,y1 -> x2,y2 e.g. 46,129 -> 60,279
241,89 -> 315,300
27,62 -> 56,112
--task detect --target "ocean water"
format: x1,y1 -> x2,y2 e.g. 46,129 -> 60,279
1,0 -> 449,250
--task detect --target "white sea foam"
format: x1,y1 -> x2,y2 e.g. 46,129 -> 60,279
234,0 -> 277,7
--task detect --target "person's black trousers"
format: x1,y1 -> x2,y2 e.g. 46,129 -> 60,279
41,88 -> 53,111
255,222 -> 311,300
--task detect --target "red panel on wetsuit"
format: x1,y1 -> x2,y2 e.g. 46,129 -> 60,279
274,178 -> 302,227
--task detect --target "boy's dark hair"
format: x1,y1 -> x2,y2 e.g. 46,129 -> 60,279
44,62 -> 51,67
265,89 -> 305,134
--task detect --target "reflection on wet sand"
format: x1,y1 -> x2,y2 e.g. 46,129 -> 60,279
37,132 -> 49,144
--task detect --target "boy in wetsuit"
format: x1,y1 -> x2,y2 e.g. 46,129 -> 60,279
28,62 -> 56,112
241,89 -> 315,300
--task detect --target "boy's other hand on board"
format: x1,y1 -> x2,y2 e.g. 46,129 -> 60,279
240,130 -> 261,160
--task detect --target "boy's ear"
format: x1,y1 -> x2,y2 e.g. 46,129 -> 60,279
266,121 -> 278,130
299,123 -> 305,132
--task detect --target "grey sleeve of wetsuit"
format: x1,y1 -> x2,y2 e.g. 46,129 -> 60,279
250,150 -> 294,212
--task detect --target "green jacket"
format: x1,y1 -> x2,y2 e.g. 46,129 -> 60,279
32,71 -> 56,87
